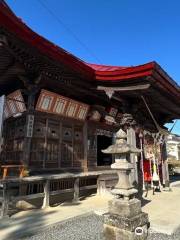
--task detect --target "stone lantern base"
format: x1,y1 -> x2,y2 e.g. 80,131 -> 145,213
102,129 -> 150,240
103,198 -> 149,240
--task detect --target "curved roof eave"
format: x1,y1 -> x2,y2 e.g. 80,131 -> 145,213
0,0 -> 179,103
89,61 -> 180,101
0,0 -> 94,79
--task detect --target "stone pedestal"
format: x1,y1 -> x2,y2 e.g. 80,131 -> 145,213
102,129 -> 149,240
104,217 -> 148,240
104,198 -> 149,240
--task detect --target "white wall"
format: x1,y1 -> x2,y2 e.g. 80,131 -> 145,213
167,135 -> 180,161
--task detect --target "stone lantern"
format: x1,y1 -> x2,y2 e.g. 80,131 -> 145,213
102,129 -> 149,240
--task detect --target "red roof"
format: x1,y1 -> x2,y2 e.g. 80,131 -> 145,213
0,0 -> 94,79
91,62 -> 155,81
86,63 -> 128,71
0,0 -> 179,100
87,61 -> 179,100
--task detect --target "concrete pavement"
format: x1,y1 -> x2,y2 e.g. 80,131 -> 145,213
143,185 -> 180,235
1,186 -> 180,239
0,194 -> 112,240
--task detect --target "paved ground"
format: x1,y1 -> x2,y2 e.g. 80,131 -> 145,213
1,185 -> 180,240
142,185 -> 180,235
20,213 -> 180,240
0,194 -> 112,240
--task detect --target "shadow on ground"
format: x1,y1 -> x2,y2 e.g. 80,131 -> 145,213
0,209 -> 57,240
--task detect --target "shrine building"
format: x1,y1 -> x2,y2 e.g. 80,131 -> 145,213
0,0 -> 180,194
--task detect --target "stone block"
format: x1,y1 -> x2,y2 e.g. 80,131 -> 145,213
108,198 -> 142,218
16,200 -> 36,210
104,212 -> 149,232
104,224 -> 149,240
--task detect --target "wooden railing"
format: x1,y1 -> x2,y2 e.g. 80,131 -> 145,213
0,176 -> 93,218
0,170 -> 117,218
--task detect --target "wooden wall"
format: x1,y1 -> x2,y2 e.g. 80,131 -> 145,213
2,113 -> 84,170
2,112 -> 116,171
2,116 -> 26,165
30,115 -> 84,169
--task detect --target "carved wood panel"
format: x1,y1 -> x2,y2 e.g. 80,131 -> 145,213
73,127 -> 84,168
36,89 -> 89,121
61,142 -> 73,168
33,118 -> 46,138
29,139 -> 44,167
2,117 -> 26,164
87,127 -> 97,168
45,139 -> 59,168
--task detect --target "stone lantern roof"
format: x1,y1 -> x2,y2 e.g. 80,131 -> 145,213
102,129 -> 141,155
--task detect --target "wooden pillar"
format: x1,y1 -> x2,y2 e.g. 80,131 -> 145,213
24,114 -> 34,167
58,122 -> 62,168
0,95 -> 4,153
43,118 -> 48,169
23,90 -> 36,168
42,179 -> 50,208
72,123 -> 75,167
1,182 -> 9,218
22,82 -> 39,168
73,178 -> 80,202
83,122 -> 88,172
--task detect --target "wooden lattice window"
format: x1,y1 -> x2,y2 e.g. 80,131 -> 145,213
61,142 -> 73,168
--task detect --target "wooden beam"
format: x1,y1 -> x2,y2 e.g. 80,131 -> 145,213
50,189 -> 73,196
97,83 -> 151,92
12,193 -> 45,201
80,185 -> 97,190
83,122 -> 88,172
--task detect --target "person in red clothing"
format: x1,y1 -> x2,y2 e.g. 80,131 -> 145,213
143,159 -> 152,197
143,159 -> 152,182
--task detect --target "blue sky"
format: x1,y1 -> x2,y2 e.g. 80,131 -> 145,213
5,0 -> 180,134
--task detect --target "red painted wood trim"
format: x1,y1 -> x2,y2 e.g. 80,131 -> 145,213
0,1 -> 94,79
95,62 -> 155,76
95,70 -> 153,81
0,0 -> 179,103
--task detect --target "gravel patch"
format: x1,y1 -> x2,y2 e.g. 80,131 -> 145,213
21,213 -> 104,240
21,213 -> 180,240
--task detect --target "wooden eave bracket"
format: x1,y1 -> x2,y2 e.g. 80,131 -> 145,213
97,83 -> 151,98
